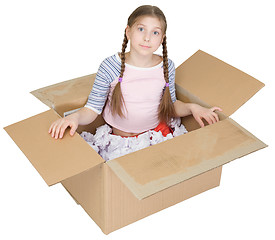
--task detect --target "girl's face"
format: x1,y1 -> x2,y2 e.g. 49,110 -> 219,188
126,16 -> 165,56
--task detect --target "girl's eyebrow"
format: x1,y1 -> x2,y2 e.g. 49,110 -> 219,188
137,23 -> 162,30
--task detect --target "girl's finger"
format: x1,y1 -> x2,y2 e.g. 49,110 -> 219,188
210,106 -> 222,112
48,123 -> 53,134
70,123 -> 78,136
212,112 -> 219,122
196,116 -> 205,128
54,121 -> 64,139
208,114 -> 216,124
59,122 -> 70,139
204,115 -> 213,125
49,120 -> 58,134
51,122 -> 58,138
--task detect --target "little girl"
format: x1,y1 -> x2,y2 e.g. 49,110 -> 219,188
49,5 -> 221,158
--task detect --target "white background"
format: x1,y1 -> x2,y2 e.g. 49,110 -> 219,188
1,0 -> 274,239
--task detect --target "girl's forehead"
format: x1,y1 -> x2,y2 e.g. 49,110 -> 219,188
133,16 -> 163,29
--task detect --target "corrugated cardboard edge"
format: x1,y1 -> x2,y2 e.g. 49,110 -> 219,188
107,119 -> 267,200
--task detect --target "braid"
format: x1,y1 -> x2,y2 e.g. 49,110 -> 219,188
110,30 -> 128,118
158,35 -> 176,124
162,36 -> 169,83
120,31 -> 128,78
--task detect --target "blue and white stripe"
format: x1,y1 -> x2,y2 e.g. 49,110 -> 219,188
84,53 -> 177,114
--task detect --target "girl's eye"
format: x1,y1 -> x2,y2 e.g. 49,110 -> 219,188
153,31 -> 159,35
138,27 -> 144,32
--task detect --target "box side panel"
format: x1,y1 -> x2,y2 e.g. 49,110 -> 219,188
176,50 -> 265,116
107,118 -> 266,200
104,165 -> 222,234
31,74 -> 96,116
61,163 -> 105,231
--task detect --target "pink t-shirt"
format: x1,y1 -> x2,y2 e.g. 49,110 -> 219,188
103,61 -> 166,133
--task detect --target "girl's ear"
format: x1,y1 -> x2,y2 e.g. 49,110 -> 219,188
125,25 -> 130,41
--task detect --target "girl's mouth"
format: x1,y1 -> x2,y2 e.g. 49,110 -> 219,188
140,45 -> 150,48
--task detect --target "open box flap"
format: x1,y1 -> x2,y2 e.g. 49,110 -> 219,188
175,50 -> 265,116
4,109 -> 104,186
107,119 -> 267,200
31,74 -> 96,115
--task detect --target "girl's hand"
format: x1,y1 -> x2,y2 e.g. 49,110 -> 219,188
48,114 -> 79,139
190,104 -> 222,128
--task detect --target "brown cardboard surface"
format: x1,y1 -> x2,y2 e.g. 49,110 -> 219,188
31,74 -> 96,116
107,118 -> 267,200
4,109 -> 103,186
62,163 -> 105,230
175,82 -> 227,131
176,50 -> 265,116
61,161 -> 222,234
103,165 -> 222,234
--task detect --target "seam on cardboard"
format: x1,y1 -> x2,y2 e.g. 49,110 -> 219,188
102,163 -> 109,233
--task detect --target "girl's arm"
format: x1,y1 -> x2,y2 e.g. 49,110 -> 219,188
49,58 -> 112,139
173,100 -> 222,127
48,107 -> 98,139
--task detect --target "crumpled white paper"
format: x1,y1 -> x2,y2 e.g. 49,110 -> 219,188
80,117 -> 188,161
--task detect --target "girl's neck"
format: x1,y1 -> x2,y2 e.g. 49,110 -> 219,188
123,51 -> 162,68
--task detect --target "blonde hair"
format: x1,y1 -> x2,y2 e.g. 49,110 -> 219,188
110,5 -> 176,124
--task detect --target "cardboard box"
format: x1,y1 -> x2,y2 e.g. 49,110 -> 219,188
4,50 -> 267,234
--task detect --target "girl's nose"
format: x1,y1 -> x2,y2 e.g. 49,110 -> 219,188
144,32 -> 150,42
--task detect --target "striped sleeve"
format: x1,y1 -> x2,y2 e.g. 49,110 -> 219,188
168,59 -> 177,103
84,60 -> 112,114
